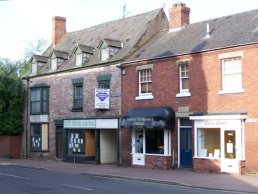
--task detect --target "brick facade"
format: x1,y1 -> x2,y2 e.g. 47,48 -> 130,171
23,64 -> 121,160
121,44 -> 258,173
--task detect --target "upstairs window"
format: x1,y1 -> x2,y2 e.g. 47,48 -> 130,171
73,45 -> 94,67
98,39 -> 121,62
139,69 -> 152,95
221,57 -> 243,93
176,61 -> 191,97
72,78 -> 84,112
31,62 -> 37,75
96,74 -> 112,89
30,87 -> 49,115
49,50 -> 68,71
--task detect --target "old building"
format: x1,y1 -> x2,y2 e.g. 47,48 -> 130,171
120,3 -> 258,174
22,9 -> 169,164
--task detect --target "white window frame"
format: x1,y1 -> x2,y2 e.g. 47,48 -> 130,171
219,57 -> 244,94
50,58 -> 57,71
176,62 -> 191,97
135,69 -> 153,100
31,62 -> 37,75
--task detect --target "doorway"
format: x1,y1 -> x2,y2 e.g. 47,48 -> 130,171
132,130 -> 145,165
180,127 -> 192,167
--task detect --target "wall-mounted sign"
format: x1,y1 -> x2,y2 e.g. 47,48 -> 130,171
95,89 -> 110,109
245,118 -> 258,123
64,120 -> 96,129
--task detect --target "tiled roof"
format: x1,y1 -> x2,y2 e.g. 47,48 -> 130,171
125,9 -> 258,62
33,8 -> 168,76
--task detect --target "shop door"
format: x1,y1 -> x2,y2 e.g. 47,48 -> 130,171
221,130 -> 239,173
55,126 -> 63,159
180,128 -> 192,167
132,130 -> 145,165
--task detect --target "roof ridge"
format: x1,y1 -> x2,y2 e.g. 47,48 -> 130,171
190,8 -> 258,25
67,8 -> 162,35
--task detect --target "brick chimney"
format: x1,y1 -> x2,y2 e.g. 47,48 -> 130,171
52,16 -> 66,46
168,3 -> 190,29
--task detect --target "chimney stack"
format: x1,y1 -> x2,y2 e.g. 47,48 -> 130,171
169,3 -> 190,30
52,16 -> 66,46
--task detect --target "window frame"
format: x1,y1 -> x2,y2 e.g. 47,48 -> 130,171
30,123 -> 49,152
71,78 -> 84,112
139,69 -> 152,96
219,57 -> 244,94
176,61 -> 191,98
30,87 -> 49,115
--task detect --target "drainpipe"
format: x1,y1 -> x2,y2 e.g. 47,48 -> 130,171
25,77 -> 29,159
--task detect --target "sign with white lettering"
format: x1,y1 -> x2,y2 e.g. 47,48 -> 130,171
95,89 -> 110,109
64,120 -> 96,129
245,118 -> 258,123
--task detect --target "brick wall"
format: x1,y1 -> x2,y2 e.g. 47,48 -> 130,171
121,44 -> 258,172
24,64 -> 121,159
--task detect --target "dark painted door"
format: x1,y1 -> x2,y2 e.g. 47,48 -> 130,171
180,128 -> 192,167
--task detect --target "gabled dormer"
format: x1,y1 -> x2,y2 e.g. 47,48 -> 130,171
97,38 -> 122,62
49,50 -> 69,71
29,55 -> 48,75
72,44 -> 94,67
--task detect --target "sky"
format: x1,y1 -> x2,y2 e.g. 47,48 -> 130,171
1,0 -> 258,61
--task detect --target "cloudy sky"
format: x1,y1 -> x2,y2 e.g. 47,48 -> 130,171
1,0 -> 258,61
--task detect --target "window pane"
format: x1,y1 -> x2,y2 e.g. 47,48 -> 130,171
101,48 -> 109,61
51,58 -> 57,70
146,129 -> 164,155
139,69 -> 152,94
31,125 -> 41,150
197,128 -> 220,158
182,78 -> 189,90
135,130 -> 143,154
76,53 -> 83,66
67,129 -> 85,155
31,63 -> 37,74
42,88 -> 48,113
74,85 -> 83,108
99,81 -> 110,89
222,57 -> 242,91
31,89 -> 40,101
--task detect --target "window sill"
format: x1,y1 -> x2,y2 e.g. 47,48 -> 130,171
176,92 -> 191,98
218,89 -> 244,95
135,94 -> 154,100
71,107 -> 83,112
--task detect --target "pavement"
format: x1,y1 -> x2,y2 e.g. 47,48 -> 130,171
0,158 -> 257,193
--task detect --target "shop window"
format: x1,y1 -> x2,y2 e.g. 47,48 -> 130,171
67,129 -> 85,155
31,124 -> 49,151
146,129 -> 164,155
30,87 -> 49,115
197,128 -> 220,158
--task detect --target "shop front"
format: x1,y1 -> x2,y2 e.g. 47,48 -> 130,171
121,107 -> 175,169
190,113 -> 247,174
63,118 -> 119,164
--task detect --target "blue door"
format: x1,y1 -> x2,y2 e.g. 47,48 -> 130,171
180,128 -> 192,167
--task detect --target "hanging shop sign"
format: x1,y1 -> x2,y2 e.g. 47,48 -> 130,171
95,89 -> 110,109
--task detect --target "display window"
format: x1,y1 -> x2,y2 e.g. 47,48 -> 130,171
146,129 -> 164,155
197,128 -> 220,158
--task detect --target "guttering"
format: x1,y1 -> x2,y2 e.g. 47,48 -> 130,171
22,59 -> 123,79
121,42 -> 258,66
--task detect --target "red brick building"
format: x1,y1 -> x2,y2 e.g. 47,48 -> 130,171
120,3 -> 258,174
22,10 -> 168,164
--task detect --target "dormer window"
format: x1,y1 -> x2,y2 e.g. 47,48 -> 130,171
49,50 -> 68,71
97,39 -> 122,62
29,55 -> 48,75
73,44 -> 94,67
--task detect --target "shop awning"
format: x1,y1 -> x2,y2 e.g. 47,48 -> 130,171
121,107 -> 175,129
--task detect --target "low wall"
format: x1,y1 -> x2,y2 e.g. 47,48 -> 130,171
0,136 -> 21,159
193,158 -> 221,173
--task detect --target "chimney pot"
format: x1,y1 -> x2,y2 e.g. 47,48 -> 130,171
169,2 -> 190,30
52,16 -> 66,46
